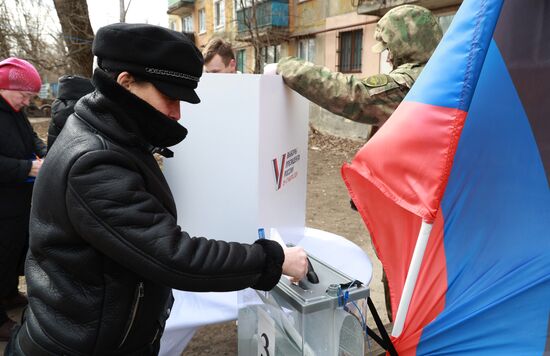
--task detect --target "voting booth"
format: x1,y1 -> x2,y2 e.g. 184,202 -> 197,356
160,74 -> 372,356
163,73 -> 309,244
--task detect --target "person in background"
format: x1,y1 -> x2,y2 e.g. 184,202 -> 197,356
0,57 -> 46,341
6,23 -> 307,355
47,75 -> 94,150
265,5 -> 443,321
203,37 -> 238,73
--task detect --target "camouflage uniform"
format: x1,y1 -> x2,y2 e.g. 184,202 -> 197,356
277,5 -> 443,322
277,4 -> 443,129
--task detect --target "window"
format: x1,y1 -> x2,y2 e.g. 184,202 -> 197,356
198,8 -> 206,33
214,0 -> 225,29
297,38 -> 315,62
237,49 -> 246,73
169,20 -> 177,31
338,29 -> 362,73
261,44 -> 281,65
182,15 -> 193,33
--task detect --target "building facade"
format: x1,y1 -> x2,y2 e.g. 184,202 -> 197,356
167,0 -> 462,138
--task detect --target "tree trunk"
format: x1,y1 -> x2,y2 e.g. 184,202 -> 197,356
53,0 -> 94,77
120,0 -> 132,23
120,0 -> 125,22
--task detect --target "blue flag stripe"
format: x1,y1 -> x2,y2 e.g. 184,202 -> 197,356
419,40 -> 550,355
404,0 -> 503,111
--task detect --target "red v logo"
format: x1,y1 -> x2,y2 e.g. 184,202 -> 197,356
272,154 -> 287,190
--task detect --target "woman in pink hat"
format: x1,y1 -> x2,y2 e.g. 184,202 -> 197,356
0,57 -> 46,341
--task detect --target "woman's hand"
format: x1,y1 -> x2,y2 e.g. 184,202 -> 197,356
29,158 -> 43,177
282,246 -> 308,283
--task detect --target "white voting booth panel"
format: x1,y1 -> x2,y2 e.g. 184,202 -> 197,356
160,74 -> 308,356
163,73 -> 309,244
159,74 -> 372,356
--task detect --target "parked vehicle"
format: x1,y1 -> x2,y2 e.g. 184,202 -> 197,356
24,96 -> 53,117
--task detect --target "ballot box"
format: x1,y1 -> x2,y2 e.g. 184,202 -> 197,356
163,73 -> 309,243
237,254 -> 369,356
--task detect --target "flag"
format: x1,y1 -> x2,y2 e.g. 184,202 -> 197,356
342,0 -> 550,354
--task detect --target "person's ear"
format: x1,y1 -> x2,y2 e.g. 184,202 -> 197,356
116,72 -> 134,89
229,59 -> 236,72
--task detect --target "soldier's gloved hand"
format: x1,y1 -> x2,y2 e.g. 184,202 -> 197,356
350,199 -> 358,212
263,63 -> 278,75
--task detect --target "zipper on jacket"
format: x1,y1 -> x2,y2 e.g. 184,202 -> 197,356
150,328 -> 160,345
118,282 -> 144,348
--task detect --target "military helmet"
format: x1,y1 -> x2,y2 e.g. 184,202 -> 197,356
372,5 -> 443,66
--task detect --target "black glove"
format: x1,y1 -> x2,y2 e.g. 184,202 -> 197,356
350,199 -> 358,211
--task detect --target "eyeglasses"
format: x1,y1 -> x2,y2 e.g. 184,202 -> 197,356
19,92 -> 36,100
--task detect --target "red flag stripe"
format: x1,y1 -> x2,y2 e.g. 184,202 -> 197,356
351,102 -> 467,222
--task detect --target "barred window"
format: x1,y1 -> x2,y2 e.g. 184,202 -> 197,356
261,44 -> 281,65
339,29 -> 363,73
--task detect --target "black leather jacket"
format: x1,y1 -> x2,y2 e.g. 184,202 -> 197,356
47,75 -> 94,150
22,69 -> 284,355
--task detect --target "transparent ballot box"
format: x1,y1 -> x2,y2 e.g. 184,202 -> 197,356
238,255 -> 369,356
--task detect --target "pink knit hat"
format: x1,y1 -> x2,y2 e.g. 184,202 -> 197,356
0,57 -> 42,92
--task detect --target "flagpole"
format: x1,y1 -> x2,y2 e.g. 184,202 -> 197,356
391,220 -> 433,337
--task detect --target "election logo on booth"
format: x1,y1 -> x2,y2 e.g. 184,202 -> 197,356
272,148 -> 301,191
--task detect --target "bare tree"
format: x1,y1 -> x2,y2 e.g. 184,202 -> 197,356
53,0 -> 94,77
0,0 -> 68,75
235,0 -> 289,73
0,2 -> 13,56
119,0 -> 132,23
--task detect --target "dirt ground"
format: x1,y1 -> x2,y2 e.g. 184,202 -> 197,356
4,120 -> 388,355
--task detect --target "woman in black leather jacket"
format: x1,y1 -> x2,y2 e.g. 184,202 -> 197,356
7,24 -> 307,355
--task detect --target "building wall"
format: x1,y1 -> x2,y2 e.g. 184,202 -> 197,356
168,14 -> 182,32
293,0 -> 326,36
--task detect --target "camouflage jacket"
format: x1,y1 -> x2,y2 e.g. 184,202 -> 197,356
277,56 -> 425,127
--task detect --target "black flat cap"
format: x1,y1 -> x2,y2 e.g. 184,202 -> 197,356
93,23 -> 204,103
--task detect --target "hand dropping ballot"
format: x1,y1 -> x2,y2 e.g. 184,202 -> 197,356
259,228 -> 319,285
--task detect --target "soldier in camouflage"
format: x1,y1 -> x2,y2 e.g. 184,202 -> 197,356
270,5 -> 443,322
273,4 -> 443,134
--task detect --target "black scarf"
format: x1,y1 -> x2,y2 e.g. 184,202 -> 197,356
89,69 -> 188,156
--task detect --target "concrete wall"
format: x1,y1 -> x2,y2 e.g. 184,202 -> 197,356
310,104 -> 372,141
